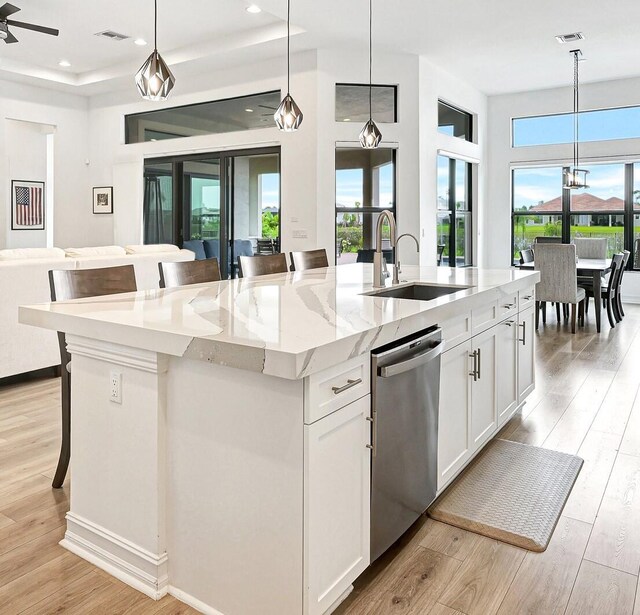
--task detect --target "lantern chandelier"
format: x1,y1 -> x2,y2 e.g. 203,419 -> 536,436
564,49 -> 589,189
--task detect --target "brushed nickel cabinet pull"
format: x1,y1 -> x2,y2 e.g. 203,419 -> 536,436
332,378 -> 362,395
519,321 -> 526,345
477,347 -> 482,380
469,350 -> 478,381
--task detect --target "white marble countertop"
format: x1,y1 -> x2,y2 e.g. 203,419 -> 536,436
19,264 -> 538,379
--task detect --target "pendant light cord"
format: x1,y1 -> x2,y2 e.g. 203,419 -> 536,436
287,0 -> 291,94
154,0 -> 158,51
368,0 -> 372,121
573,50 -> 579,168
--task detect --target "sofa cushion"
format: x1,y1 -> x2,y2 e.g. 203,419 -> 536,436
125,244 -> 180,254
0,247 -> 66,261
183,239 -> 206,260
64,245 -> 127,258
203,239 -> 220,260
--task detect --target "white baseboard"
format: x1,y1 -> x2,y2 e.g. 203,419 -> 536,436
324,585 -> 354,615
61,512 -> 168,600
169,586 -> 226,615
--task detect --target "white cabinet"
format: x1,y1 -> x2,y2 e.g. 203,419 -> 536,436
304,395 -> 371,615
497,318 -> 518,427
437,340 -> 473,490
470,325 -> 498,450
517,306 -> 535,402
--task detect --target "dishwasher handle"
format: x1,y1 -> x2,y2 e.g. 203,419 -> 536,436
378,340 -> 444,378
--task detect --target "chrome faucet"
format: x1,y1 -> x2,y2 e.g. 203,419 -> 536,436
373,210 -> 397,288
395,233 -> 420,282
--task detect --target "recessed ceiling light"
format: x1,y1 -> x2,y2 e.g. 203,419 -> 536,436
555,32 -> 584,44
343,118 -> 351,122
134,38 -> 148,46
246,4 -> 262,13
245,108 -> 254,113
58,60 -> 71,67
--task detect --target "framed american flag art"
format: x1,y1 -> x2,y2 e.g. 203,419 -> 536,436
11,180 -> 45,231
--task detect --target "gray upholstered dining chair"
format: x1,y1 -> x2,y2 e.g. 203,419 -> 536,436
574,237 -> 607,259
534,243 -> 585,334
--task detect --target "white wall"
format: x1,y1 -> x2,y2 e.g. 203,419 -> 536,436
87,52 -> 319,255
86,48 -> 488,268
419,58 -> 488,266
487,75 -> 640,299
4,119 -> 49,248
0,80 -> 107,249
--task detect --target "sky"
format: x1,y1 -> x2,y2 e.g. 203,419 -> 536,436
514,107 -> 640,147
336,164 -> 394,208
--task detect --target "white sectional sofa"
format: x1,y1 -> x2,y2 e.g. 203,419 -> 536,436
0,245 -> 194,379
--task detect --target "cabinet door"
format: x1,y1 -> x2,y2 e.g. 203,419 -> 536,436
518,306 -> 535,402
497,318 -> 518,427
304,395 -> 370,615
437,340 -> 473,491
470,326 -> 497,450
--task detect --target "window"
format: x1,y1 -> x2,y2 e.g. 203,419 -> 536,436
125,91 -> 281,144
437,155 -> 473,267
143,147 -> 280,278
569,164 -> 625,256
512,167 -> 564,263
512,106 -> 640,147
335,148 -> 396,265
511,163 -> 640,267
438,101 -> 473,141
335,84 -> 397,123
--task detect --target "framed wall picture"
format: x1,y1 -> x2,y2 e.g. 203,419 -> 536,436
93,186 -> 113,214
11,180 -> 45,231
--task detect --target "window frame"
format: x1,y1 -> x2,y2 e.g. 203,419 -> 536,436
335,83 -> 398,124
511,161 -> 640,268
438,100 -> 474,143
437,154 -> 474,268
334,146 -> 397,265
125,90 -> 281,144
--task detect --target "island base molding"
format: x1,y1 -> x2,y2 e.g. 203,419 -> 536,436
61,512 -> 169,600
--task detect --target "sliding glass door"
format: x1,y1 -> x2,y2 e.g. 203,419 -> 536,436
143,147 -> 280,277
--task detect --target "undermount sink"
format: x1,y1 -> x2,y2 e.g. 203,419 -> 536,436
365,283 -> 472,301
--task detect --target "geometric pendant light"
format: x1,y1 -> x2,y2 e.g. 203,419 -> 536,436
274,0 -> 303,131
135,0 -> 175,101
563,49 -> 589,189
359,0 -> 382,149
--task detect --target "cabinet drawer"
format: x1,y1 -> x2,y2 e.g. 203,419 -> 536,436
519,286 -> 535,310
441,312 -> 472,350
304,354 -> 370,424
471,300 -> 499,336
498,292 -> 519,320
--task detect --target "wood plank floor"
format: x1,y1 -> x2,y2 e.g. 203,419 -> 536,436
2,306 -> 640,614
336,305 -> 640,615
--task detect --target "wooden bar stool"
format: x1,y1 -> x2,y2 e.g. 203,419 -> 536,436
159,258 -> 221,288
238,253 -> 288,278
48,265 -> 137,489
289,249 -> 329,271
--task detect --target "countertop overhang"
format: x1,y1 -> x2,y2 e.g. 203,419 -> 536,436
19,264 -> 539,379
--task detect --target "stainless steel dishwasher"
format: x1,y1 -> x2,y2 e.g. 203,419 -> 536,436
370,326 -> 443,563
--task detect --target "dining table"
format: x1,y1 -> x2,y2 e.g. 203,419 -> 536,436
520,257 -> 613,333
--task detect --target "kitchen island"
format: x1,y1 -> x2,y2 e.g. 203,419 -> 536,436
20,263 -> 539,615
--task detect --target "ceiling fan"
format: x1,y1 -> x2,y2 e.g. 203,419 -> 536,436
0,3 -> 59,44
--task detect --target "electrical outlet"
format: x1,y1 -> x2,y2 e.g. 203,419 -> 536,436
110,371 -> 122,404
